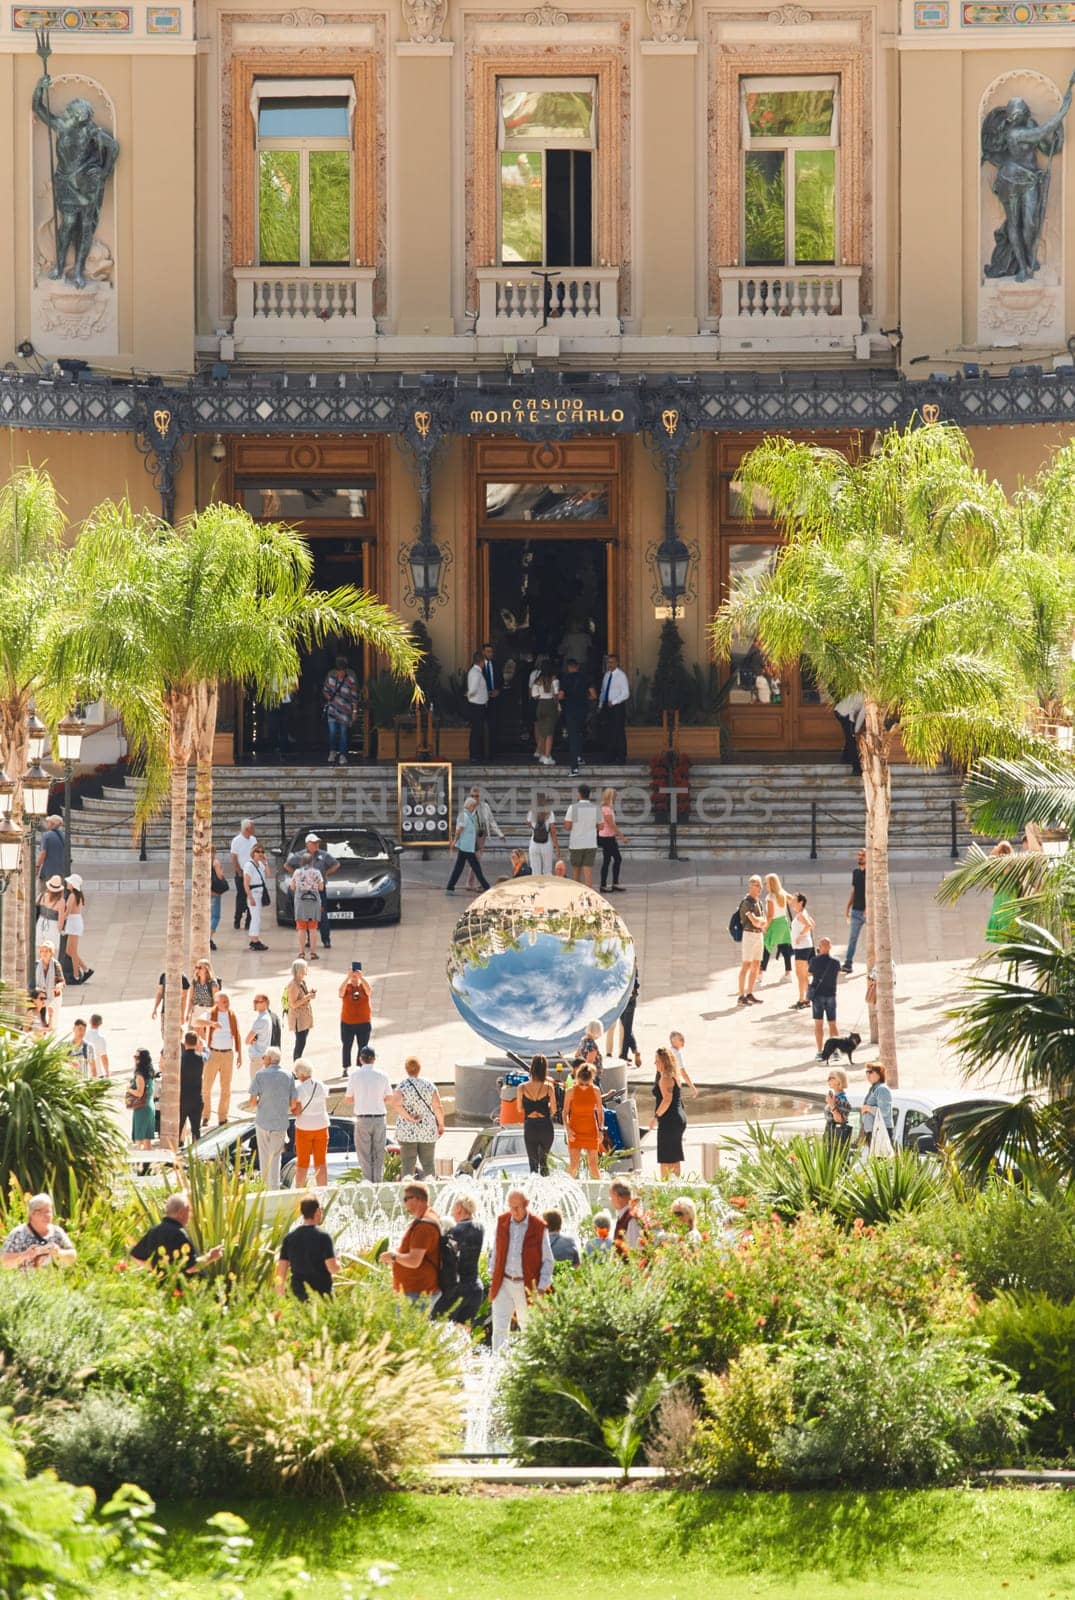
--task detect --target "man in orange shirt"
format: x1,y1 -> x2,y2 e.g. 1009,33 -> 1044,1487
338,962 -> 373,1069
384,1182 -> 441,1313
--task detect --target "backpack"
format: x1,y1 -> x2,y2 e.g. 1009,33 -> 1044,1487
437,1227 -> 461,1305
532,810 -> 549,845
269,1011 -> 282,1049
729,907 -> 743,943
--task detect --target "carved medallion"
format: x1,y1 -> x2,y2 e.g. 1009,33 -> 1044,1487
402,0 -> 446,43
767,4 -> 813,20
647,0 -> 692,42
524,3 -> 569,23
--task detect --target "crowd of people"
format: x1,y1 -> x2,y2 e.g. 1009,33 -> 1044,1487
446,782 -> 629,895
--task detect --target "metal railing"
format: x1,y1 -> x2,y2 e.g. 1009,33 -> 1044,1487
810,798 -> 960,860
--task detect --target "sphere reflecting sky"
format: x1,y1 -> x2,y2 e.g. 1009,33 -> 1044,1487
447,877 -> 636,1057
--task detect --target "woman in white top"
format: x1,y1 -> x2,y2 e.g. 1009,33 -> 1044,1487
789,891 -> 816,1009
530,661 -> 560,766
63,875 -> 91,984
34,940 -> 64,1025
290,1060 -> 330,1187
243,845 -> 272,952
526,794 -> 559,877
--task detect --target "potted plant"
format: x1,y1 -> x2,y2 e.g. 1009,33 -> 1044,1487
366,672 -> 417,761
625,674 -> 667,759
676,662 -> 728,761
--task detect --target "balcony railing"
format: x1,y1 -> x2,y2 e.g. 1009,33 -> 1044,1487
232,267 -> 376,351
476,268 -> 620,337
718,266 -> 862,344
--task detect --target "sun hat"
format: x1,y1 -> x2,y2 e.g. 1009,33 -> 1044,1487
65,873 -> 83,890
45,875 -> 63,891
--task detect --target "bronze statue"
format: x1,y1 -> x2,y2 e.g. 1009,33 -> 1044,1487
982,72 -> 1075,283
32,31 -> 119,290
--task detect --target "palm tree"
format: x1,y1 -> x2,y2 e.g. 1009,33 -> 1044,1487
51,502 -> 420,1145
1003,444 -> 1075,734
710,422 -> 1032,1082
0,470 -> 72,988
939,752 -> 1075,1180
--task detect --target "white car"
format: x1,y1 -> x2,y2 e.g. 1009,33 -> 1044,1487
843,1086 -> 1012,1154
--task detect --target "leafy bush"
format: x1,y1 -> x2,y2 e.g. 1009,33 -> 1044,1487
501,1264 -> 667,1464
0,1409 -> 106,1597
0,1032 -> 125,1201
730,1131 -> 950,1228
0,1276 -> 131,1408
900,1181 -> 1075,1302
690,1346 -> 795,1486
220,1329 -> 459,1497
981,1293 -> 1075,1457
35,1390 -> 177,1499
785,1315 -> 1041,1487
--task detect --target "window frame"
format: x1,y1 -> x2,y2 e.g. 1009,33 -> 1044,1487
250,77 -> 356,269
739,74 -> 840,269
495,75 -> 598,268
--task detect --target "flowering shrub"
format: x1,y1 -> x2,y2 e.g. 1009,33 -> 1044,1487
649,754 -> 691,820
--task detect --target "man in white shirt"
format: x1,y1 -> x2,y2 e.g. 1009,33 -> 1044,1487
465,644 -> 499,762
343,1045 -> 392,1182
596,654 -> 630,766
229,819 -> 258,931
245,993 -> 273,1076
86,1013 -> 109,1078
489,1189 -> 554,1351
834,691 -> 865,776
563,783 -> 599,888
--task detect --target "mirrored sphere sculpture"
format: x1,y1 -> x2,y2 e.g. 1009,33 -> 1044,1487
447,877 -> 636,1057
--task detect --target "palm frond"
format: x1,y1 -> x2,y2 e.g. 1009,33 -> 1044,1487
964,755 -> 1075,837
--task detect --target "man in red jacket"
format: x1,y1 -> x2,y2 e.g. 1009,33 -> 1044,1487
489,1188 -> 554,1351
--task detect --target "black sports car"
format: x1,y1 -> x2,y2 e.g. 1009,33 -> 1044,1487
274,827 -> 403,927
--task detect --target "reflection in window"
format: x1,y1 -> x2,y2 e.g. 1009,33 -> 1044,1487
727,478 -> 774,521
254,83 -> 352,267
497,78 -> 595,267
799,660 -> 832,706
484,482 -> 610,522
241,485 -> 371,522
741,75 -> 838,268
726,543 -> 781,707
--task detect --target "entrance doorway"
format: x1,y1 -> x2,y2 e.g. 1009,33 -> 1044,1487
227,436 -> 382,764
485,536 -> 609,753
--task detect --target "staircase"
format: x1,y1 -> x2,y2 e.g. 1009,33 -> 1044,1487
68,762 -> 970,864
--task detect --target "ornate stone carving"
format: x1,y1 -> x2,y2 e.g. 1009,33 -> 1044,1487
280,8 -> 326,24
524,3 -> 569,23
401,0 -> 447,42
767,4 -> 812,20
646,0 -> 692,42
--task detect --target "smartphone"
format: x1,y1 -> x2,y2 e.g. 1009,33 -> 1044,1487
351,961 -> 362,973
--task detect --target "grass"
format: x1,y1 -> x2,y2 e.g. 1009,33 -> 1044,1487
111,1488 -> 1075,1599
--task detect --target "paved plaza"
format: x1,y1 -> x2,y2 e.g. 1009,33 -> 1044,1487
72,847 -> 997,1171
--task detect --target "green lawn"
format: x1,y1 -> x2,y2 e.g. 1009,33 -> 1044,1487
117,1488 -> 1075,1599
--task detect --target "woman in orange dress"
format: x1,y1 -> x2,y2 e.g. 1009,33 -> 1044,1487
563,1062 -> 603,1179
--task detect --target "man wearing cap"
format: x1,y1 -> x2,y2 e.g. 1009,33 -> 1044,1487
285,832 -> 340,953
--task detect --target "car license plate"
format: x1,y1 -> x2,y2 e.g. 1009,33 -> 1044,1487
328,910 -> 351,921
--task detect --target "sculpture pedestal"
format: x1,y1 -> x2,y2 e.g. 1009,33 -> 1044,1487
978,269 -> 1062,348
31,279 -> 118,359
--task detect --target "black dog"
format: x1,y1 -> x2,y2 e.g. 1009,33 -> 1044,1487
821,1032 -> 862,1066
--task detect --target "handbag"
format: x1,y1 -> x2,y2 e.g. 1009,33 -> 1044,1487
125,1079 -> 148,1111
870,1113 -> 894,1159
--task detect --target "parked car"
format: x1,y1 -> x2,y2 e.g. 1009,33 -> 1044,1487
462,1125 -> 571,1179
274,827 -> 403,927
844,1087 -> 1012,1154
187,1113 -> 399,1186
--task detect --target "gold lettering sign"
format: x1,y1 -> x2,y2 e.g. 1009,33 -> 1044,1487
464,397 -> 633,432
921,404 -> 940,426
414,410 -> 431,438
661,408 -> 679,438
152,408 -> 171,435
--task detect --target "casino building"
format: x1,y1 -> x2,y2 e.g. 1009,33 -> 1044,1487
4,0 -> 1075,762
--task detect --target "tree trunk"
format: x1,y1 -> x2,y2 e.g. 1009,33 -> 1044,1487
160,692 -> 194,1149
860,700 -> 898,1084
0,707 -> 31,993
188,681 -> 218,971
